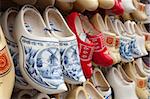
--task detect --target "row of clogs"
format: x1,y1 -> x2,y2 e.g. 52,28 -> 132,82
0,5 -> 87,95
122,0 -> 150,22
10,57 -> 150,99
0,0 -> 53,11
1,0 -> 149,22
0,4 -> 149,98
56,0 -> 149,22
65,58 -> 150,99
67,12 -> 150,63
7,54 -> 150,99
107,58 -> 150,99
50,58 -> 150,99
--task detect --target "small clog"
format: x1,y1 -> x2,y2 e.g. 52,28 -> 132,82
79,14 -> 114,67
114,19 -> 134,62
106,67 -> 138,99
91,68 -> 112,99
83,81 -> 104,99
131,22 -> 148,56
90,13 -> 118,64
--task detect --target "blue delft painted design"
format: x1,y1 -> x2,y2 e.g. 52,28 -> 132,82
49,21 -> 63,33
105,93 -> 112,99
20,36 -> 64,89
119,38 -> 133,62
6,39 -> 29,86
59,40 -> 85,82
148,77 -> 150,92
130,38 -> 142,57
48,22 -> 85,82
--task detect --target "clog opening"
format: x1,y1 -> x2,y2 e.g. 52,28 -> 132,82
132,23 -> 143,36
115,20 -> 126,36
95,71 -> 109,91
75,14 -> 85,36
20,93 -> 32,99
119,66 -> 133,83
97,13 -> 107,32
7,11 -> 18,41
79,15 -> 99,35
126,21 -> 135,35
105,16 -> 116,34
84,83 -> 103,99
77,90 -> 86,99
134,62 -> 147,78
74,15 -> 91,43
140,23 -> 148,33
114,69 -> 129,85
47,10 -> 73,37
36,93 -> 50,99
120,21 -> 130,36
41,98 -> 48,99
24,9 -> 50,37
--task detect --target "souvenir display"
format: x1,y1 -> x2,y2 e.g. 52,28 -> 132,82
0,0 -> 150,99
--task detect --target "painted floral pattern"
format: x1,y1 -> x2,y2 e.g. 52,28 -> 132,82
49,21 -> 85,82
59,40 -> 85,82
147,77 -> 150,92
7,39 -> 29,86
119,38 -> 133,61
130,38 -> 142,57
105,93 -> 112,99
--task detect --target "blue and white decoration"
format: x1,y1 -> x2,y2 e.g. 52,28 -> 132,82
20,36 -> 64,89
59,40 -> 85,83
130,38 -> 142,57
148,77 -> 150,92
48,21 -> 85,83
119,38 -> 133,62
6,39 -> 29,86
105,93 -> 112,99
